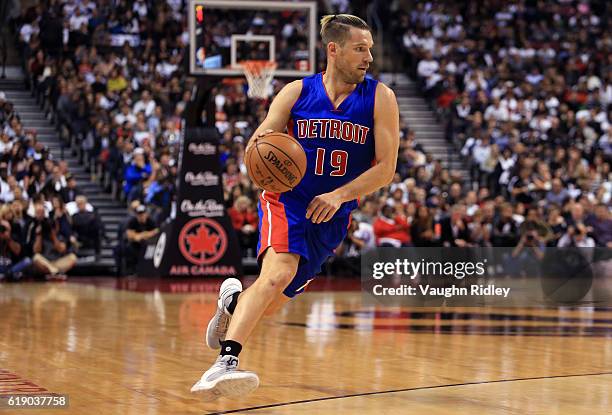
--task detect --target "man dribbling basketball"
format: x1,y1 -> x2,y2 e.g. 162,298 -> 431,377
191,14 -> 399,400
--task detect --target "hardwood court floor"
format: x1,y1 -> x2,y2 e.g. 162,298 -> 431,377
0,281 -> 610,414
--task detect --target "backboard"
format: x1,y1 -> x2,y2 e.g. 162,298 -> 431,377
188,0 -> 317,77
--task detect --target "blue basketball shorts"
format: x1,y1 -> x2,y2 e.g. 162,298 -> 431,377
256,190 -> 350,297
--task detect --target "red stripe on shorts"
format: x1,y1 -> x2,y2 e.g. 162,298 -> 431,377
258,191 -> 290,256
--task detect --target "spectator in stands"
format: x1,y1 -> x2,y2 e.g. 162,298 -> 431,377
38,9 -> 63,57
439,205 -> 471,247
410,205 -> 436,247
50,196 -> 73,245
44,164 -> 67,197
492,203 -> 519,247
351,214 -> 376,252
352,198 -> 378,225
557,223 -> 596,248
0,162 -> 12,203
61,173 -> 82,203
519,207 -> 553,245
0,132 -> 13,155
546,178 -> 569,206
124,204 -> 158,274
467,208 -> 492,247
565,202 -> 587,229
114,103 -> 137,127
417,51 -> 440,98
0,205 -> 31,281
124,148 -> 151,202
585,204 -> 612,247
0,94 -> 13,123
107,67 -> 128,94
133,90 -> 156,118
545,206 -> 567,247
508,225 -> 546,277
509,167 -> 536,205
71,195 -> 102,253
228,196 -> 257,257
330,216 -> 367,276
144,171 -> 174,224
223,161 -> 241,190
373,205 -> 411,247
27,202 -> 77,280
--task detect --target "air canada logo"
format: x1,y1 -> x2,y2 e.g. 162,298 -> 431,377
178,218 -> 227,265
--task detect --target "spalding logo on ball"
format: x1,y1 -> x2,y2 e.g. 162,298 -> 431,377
246,132 -> 307,193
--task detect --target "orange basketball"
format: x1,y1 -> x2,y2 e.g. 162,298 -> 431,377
246,132 -> 307,193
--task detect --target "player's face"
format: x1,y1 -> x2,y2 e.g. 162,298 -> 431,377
336,28 -> 374,84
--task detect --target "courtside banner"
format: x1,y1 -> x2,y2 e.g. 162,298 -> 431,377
138,126 -> 243,277
361,247 -> 612,307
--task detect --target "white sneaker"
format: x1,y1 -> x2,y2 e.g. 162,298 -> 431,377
205,278 -> 242,349
190,355 -> 259,401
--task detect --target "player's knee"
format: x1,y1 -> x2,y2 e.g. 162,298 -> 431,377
260,268 -> 294,292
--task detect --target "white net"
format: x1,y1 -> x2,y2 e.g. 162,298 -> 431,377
241,60 -> 277,99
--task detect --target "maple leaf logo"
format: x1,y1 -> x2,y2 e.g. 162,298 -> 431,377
179,218 -> 228,265
186,225 -> 220,256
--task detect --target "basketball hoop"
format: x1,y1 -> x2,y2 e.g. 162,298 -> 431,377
240,60 -> 277,99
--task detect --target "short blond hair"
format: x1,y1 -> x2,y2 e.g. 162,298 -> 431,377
320,14 -> 370,47
0,204 -> 12,220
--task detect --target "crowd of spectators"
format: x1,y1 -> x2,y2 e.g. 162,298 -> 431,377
10,0 -> 612,278
331,0 -> 611,273
338,1 -> 611,258
0,88 -> 107,280
14,0 -> 338,271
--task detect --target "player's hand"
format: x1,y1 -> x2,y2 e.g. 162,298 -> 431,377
258,129 -> 275,137
306,191 -> 344,224
246,129 -> 274,154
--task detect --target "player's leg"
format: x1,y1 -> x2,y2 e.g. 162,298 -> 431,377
204,251 -> 299,348
205,257 -> 303,348
205,191 -> 306,348
207,286 -> 288,348
263,291 -> 291,317
224,248 -> 299,343
193,191 -> 309,400
191,248 -> 299,400
205,277 -> 243,349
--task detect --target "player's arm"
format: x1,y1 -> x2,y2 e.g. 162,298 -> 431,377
306,83 -> 399,224
245,80 -> 303,154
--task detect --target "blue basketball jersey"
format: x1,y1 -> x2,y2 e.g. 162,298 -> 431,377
283,72 -> 378,217
257,73 -> 378,295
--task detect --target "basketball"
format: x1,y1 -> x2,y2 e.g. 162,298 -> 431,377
246,132 -> 307,193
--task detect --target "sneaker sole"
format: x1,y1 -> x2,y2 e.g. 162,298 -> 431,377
191,371 -> 259,401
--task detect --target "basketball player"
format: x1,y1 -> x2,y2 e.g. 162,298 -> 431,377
191,14 -> 399,400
